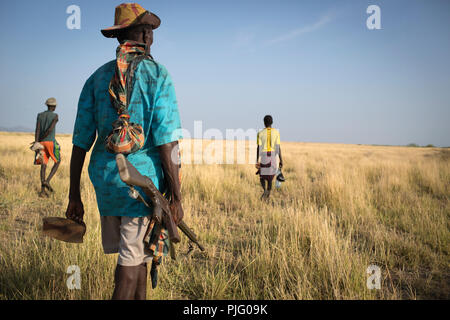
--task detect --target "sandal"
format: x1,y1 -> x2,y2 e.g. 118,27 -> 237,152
42,181 -> 54,192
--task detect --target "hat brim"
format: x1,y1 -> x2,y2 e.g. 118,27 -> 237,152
101,12 -> 161,38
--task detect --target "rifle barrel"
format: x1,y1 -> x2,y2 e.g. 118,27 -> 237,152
178,221 -> 205,252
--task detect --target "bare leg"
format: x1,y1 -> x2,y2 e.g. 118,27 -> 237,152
260,178 -> 266,191
40,164 -> 47,186
134,262 -> 148,300
39,164 -> 47,196
266,179 -> 273,198
43,161 -> 60,192
260,178 -> 268,199
46,161 -> 60,184
112,264 -> 140,300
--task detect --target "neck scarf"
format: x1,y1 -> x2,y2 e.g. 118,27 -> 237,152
105,41 -> 147,155
109,41 -> 147,115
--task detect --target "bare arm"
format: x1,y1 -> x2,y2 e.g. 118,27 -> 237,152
278,145 -> 283,168
69,145 -> 86,201
256,145 -> 260,163
40,115 -> 58,141
35,120 -> 40,142
159,141 -> 183,224
65,145 -> 87,224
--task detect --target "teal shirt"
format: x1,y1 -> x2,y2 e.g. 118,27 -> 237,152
37,110 -> 57,142
73,59 -> 182,217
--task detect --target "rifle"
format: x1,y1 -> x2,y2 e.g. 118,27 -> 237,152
116,154 -> 205,253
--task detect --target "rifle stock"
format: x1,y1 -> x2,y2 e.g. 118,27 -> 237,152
116,154 -> 205,252
116,154 -> 180,243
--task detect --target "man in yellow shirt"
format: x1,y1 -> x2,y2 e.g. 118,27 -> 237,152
256,115 -> 283,199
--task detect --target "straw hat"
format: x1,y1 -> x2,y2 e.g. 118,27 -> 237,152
45,97 -> 57,106
101,3 -> 161,38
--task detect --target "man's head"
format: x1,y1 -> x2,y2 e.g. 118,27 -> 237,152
116,24 -> 154,53
101,3 -> 160,47
45,97 -> 57,111
264,115 -> 273,128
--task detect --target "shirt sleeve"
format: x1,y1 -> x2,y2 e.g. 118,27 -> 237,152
257,132 -> 262,146
275,130 -> 281,145
73,76 -> 97,151
151,69 -> 182,147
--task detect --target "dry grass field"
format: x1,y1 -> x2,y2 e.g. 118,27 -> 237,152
0,131 -> 449,300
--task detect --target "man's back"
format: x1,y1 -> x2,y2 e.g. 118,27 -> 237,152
37,110 -> 58,142
72,58 -> 182,217
66,4 -> 183,299
257,127 -> 281,153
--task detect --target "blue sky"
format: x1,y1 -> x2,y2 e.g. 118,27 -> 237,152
0,0 -> 449,146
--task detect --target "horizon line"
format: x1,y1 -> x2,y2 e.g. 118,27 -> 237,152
0,130 -> 447,148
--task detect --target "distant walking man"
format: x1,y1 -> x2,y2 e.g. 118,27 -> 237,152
256,115 -> 283,199
34,97 -> 61,196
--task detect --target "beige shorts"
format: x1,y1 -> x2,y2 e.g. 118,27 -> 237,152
100,215 -> 154,266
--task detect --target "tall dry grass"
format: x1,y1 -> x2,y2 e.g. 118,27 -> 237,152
0,132 -> 448,299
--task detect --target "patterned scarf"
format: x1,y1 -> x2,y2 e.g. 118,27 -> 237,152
107,41 -> 170,259
109,41 -> 147,115
106,41 -> 147,155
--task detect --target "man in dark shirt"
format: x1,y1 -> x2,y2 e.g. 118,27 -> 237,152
34,97 -> 61,196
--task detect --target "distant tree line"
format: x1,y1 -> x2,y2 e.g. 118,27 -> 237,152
407,143 -> 435,148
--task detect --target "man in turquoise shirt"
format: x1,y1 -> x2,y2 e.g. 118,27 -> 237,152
65,3 -> 183,300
